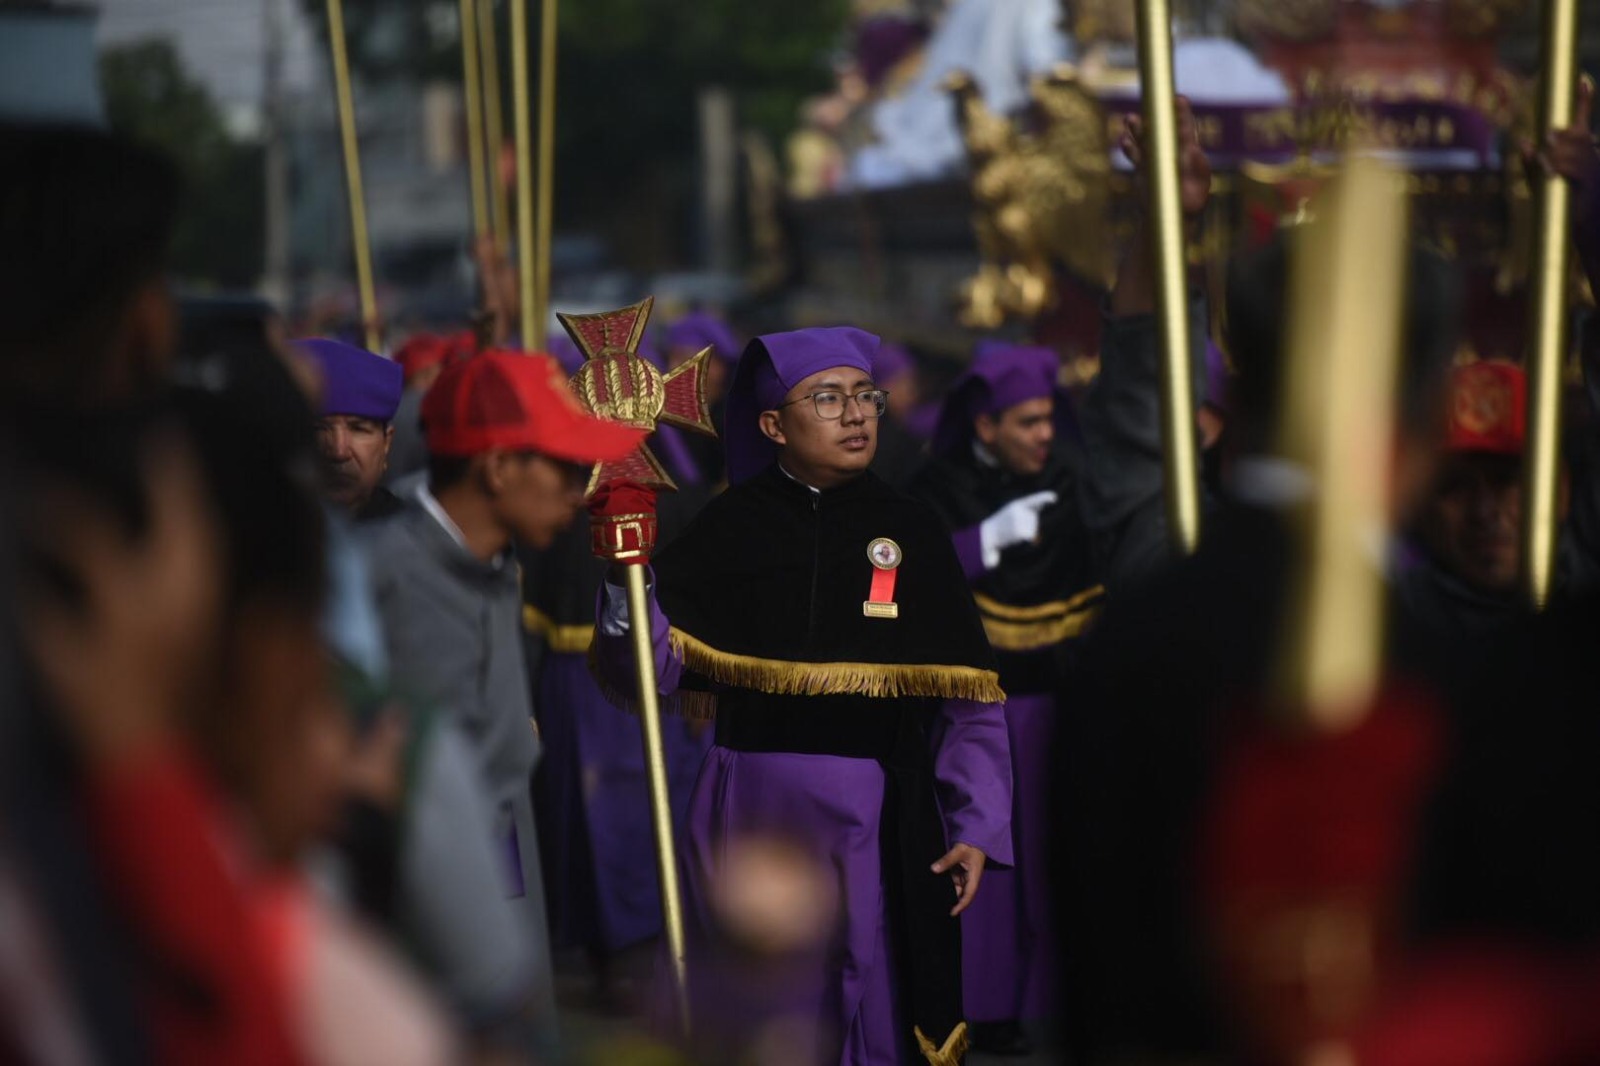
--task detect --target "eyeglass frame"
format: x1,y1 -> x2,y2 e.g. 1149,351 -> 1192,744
774,387 -> 891,420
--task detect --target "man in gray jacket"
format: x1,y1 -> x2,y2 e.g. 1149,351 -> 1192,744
366,350 -> 643,1046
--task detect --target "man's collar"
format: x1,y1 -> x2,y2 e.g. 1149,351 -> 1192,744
417,485 -> 470,549
417,485 -> 510,570
777,462 -> 822,495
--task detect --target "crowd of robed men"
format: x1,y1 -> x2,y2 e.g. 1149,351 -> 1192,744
7,75 -> 1600,1066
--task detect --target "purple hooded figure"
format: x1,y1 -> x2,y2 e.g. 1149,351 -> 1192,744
665,311 -> 741,367
296,337 -> 406,519
546,331 -> 586,376
865,341 -> 931,487
909,341 -> 1101,1054
596,326 -> 1015,1063
299,336 -> 403,422
657,313 -> 742,486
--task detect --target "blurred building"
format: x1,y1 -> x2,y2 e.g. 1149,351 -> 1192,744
98,0 -> 473,325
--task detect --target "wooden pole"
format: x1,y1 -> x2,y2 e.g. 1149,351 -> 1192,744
511,0 -> 535,347
623,564 -> 691,1032
531,0 -> 558,343
1276,158 -> 1408,730
458,0 -> 489,240
1134,0 -> 1201,554
324,0 -> 380,352
478,0 -> 510,248
1521,0 -> 1581,609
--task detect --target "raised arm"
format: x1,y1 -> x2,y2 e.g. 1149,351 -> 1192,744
1078,97 -> 1212,590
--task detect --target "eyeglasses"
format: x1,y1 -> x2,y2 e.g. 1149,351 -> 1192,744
778,388 -> 889,421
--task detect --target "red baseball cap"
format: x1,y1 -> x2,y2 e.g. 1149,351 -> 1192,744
1446,360 -> 1525,456
421,349 -> 646,461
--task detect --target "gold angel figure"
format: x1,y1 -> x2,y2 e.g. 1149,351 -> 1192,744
948,64 -> 1114,330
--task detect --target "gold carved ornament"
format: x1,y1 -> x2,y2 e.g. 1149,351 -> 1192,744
1233,0 -> 1338,43
948,64 -> 1114,330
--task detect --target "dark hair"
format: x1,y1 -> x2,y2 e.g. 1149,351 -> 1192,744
176,295 -> 279,365
171,339 -> 325,619
0,122 -> 181,402
1224,234 -> 1462,450
427,452 -> 475,494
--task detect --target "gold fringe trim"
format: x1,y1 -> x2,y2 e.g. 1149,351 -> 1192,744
667,628 -> 1006,704
522,605 -> 595,655
584,647 -> 721,721
973,587 -> 1105,652
915,1021 -> 969,1066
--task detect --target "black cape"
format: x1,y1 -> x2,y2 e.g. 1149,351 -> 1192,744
910,447 -> 1099,695
654,465 -> 1002,708
651,464 -> 1002,1057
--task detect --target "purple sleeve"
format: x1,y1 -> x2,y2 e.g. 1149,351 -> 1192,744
593,571 -> 684,699
930,698 -> 1014,866
951,524 -> 987,582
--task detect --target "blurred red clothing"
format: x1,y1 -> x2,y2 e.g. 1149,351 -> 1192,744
83,745 -> 303,1066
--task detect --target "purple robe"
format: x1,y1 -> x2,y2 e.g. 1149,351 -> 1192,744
957,691 -> 1056,1022
535,650 -> 712,952
597,590 -> 1013,1065
942,525 -> 1063,1022
913,370 -> 1093,1026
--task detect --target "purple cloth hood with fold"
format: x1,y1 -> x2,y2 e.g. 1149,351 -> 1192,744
931,343 -> 1060,456
725,326 -> 879,484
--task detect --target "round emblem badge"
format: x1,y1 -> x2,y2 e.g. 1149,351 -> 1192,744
867,537 -> 903,570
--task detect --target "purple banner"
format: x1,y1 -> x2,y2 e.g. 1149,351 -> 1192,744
1099,98 -> 1500,167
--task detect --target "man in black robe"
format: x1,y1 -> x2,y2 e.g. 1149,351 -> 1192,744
908,342 -> 1097,1055
592,326 -> 1014,1064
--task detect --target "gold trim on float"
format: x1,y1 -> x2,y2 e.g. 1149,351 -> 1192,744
521,605 -> 595,655
972,586 -> 1105,651
668,628 -> 1005,704
915,1021 -> 969,1066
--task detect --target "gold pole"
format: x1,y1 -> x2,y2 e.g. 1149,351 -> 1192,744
1134,0 -> 1201,554
459,0 -> 489,240
532,0 -> 558,343
1521,0 -> 1581,609
479,0 -> 511,248
623,564 -> 692,1033
1276,158 -> 1408,731
511,0 -> 536,348
325,0 -> 381,353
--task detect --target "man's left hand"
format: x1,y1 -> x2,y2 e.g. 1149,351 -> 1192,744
1526,76 -> 1598,221
932,843 -> 987,917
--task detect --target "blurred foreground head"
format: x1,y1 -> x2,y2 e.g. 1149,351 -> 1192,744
0,122 -> 181,409
1225,234 -> 1462,518
171,339 -> 342,864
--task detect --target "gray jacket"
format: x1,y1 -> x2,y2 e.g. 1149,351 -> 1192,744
366,502 -> 541,811
366,505 -> 556,1037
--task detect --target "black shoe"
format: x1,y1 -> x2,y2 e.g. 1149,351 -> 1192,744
970,1020 -> 1033,1056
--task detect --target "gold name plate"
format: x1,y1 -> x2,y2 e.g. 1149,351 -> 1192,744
863,601 -> 900,619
